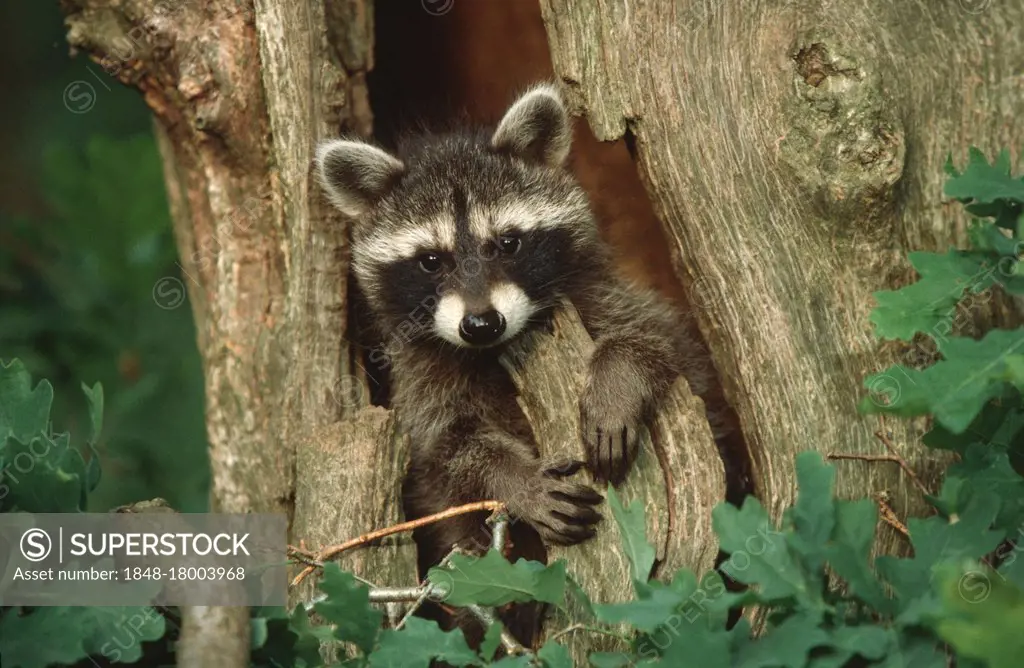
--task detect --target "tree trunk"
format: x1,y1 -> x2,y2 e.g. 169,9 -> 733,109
539,0 -> 1024,557
60,0 -> 416,660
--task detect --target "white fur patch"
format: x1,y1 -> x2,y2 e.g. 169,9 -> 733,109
352,216 -> 458,292
484,199 -> 583,236
434,293 -> 466,346
490,282 -> 536,343
490,84 -> 571,168
315,140 -> 404,218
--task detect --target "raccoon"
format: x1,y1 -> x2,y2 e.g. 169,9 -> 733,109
315,84 -> 718,650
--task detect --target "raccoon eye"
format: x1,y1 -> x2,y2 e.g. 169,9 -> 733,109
497,235 -> 521,256
418,252 -> 443,274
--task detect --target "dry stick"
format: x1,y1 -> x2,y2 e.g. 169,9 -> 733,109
395,549 -> 458,631
466,605 -> 527,657
873,430 -> 931,495
874,492 -> 910,538
289,500 -> 506,587
825,434 -> 930,496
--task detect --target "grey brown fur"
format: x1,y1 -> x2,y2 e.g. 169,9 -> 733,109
315,84 -> 719,652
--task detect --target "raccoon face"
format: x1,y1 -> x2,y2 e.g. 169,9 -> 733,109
316,84 -> 598,350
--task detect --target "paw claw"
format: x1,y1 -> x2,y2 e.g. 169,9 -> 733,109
580,387 -> 644,487
507,465 -> 604,546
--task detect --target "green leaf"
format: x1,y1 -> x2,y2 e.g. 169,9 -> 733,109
0,605 -> 165,667
537,641 -> 572,668
712,497 -> 807,603
80,381 -> 104,444
251,605 -> 328,668
607,485 -> 656,588
654,614 -> 733,668
825,498 -> 892,613
868,250 -> 998,341
1,432 -> 90,512
935,561 -> 1024,668
368,617 -> 480,668
877,490 -> 1005,607
479,623 -> 503,662
923,399 -> 1022,454
944,443 -> 1024,532
313,563 -> 382,655
824,625 -> 892,660
692,571 -> 746,629
1000,551 -> 1024,589
0,359 -> 54,444
594,581 -> 685,632
787,452 -> 835,575
588,652 -> 632,668
860,328 -> 1024,433
876,634 -> 947,668
944,147 -> 1024,206
427,550 -> 566,607
565,574 -> 596,620
731,610 -> 829,668
251,616 -> 269,650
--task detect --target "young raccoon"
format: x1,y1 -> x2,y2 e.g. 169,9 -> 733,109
315,84 -> 717,649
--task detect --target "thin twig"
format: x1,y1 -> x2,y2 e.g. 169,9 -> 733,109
873,430 -> 931,495
827,453 -> 905,464
826,432 -> 930,497
395,550 -> 458,631
289,500 -> 506,587
488,513 -> 510,554
547,623 -> 633,645
467,605 -> 527,656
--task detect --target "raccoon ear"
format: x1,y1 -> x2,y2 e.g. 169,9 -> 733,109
315,139 -> 405,217
490,84 -> 572,168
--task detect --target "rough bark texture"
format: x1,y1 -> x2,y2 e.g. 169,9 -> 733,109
540,0 -> 1024,554
502,303 -> 724,660
62,0 -> 374,517
291,407 -> 417,608
60,0 -> 413,661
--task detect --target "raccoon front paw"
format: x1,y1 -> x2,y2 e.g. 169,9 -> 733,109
579,378 -> 644,487
507,459 -> 604,546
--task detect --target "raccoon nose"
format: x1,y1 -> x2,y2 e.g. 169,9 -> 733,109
458,310 -> 506,345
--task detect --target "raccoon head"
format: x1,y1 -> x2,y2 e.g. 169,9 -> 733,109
315,83 -> 599,351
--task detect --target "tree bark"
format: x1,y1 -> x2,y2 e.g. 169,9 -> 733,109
502,303 -> 723,660
60,0 -> 414,660
539,0 -> 1024,557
